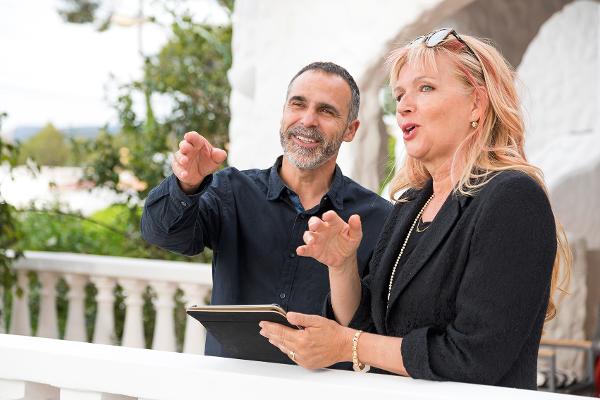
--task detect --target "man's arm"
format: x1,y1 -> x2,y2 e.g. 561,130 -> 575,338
140,131 -> 227,256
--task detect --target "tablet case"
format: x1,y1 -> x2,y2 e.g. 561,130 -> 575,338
186,304 -> 298,364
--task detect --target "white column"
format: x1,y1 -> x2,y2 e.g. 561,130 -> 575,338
151,281 -> 177,352
37,271 -> 59,339
119,279 -> 146,348
0,379 -> 59,400
64,274 -> 88,342
181,283 -> 210,354
10,270 -> 30,336
91,277 -> 116,345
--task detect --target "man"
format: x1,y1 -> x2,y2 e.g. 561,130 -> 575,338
141,61 -> 391,360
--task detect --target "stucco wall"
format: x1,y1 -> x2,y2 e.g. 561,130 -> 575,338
227,0 -> 455,176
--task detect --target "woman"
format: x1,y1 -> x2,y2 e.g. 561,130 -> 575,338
259,28 -> 570,389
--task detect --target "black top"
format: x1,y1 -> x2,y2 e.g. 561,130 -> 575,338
326,171 -> 556,389
141,156 -> 392,358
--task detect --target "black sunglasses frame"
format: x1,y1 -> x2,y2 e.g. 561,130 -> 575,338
412,28 -> 483,70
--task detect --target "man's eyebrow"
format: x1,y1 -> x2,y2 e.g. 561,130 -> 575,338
318,102 -> 341,116
288,95 -> 306,103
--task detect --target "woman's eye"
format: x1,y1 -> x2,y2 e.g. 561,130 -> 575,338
421,85 -> 433,92
395,94 -> 403,102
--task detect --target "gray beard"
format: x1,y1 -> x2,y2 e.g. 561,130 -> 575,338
280,125 -> 344,170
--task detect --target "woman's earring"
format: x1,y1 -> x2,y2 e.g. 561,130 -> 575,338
471,121 -> 479,129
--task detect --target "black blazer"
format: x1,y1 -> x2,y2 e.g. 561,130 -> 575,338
343,171 -> 557,389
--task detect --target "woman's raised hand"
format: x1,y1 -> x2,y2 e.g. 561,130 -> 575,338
296,210 -> 362,271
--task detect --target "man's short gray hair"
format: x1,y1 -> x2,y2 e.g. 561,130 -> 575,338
287,61 -> 360,122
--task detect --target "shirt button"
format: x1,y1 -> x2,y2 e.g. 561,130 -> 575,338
279,293 -> 286,299
289,252 -> 296,258
180,201 -> 187,207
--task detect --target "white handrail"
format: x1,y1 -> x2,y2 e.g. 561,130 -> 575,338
0,334 -> 577,400
13,251 -> 212,285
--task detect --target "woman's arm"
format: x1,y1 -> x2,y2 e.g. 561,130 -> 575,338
328,257 -> 362,326
296,211 -> 363,325
260,312 -> 409,375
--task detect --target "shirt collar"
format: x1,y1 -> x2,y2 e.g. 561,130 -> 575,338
266,155 -> 345,211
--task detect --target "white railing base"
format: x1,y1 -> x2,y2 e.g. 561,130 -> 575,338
0,334 -> 579,400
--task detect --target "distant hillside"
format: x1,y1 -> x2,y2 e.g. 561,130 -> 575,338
10,125 -> 118,142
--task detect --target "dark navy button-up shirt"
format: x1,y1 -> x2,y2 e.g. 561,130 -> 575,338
141,156 -> 392,359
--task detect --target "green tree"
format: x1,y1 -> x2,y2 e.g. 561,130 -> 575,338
1,112 -> 23,329
18,123 -> 71,166
52,2 -> 233,262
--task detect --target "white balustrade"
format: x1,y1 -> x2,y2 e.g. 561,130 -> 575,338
119,279 -> 147,349
151,282 -> 177,352
0,379 -> 59,400
64,274 -> 88,342
181,283 -> 210,354
9,270 -> 30,336
37,272 -> 58,339
91,276 -> 116,345
5,251 -> 212,354
0,334 -> 577,400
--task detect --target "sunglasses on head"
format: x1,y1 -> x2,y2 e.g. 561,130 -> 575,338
412,28 -> 482,68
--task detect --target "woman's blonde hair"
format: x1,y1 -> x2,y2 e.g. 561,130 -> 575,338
387,32 -> 570,321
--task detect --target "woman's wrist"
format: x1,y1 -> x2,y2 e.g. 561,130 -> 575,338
328,255 -> 358,276
337,326 -> 356,363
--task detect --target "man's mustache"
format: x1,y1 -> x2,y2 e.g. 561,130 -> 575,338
286,126 -> 324,142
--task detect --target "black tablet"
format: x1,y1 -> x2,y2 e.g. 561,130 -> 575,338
186,304 -> 299,364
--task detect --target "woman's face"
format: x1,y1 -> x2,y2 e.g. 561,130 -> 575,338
393,53 -> 477,170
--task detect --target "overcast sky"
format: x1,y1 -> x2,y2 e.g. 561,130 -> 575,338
0,0 -> 228,136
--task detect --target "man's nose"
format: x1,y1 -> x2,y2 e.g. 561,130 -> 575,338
300,109 -> 319,127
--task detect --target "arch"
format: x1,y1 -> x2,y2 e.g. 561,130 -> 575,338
351,0 -> 577,192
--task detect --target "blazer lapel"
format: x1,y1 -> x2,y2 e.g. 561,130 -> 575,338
386,189 -> 462,315
370,185 -> 433,328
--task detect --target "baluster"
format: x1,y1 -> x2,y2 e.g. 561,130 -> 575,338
37,271 -> 59,339
91,277 -> 116,345
151,282 -> 177,351
0,379 -> 59,400
181,283 -> 210,354
10,270 -> 31,336
64,274 -> 88,342
119,279 -> 146,348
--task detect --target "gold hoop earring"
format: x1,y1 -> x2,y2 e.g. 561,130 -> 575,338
471,121 -> 479,129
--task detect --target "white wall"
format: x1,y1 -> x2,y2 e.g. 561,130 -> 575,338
519,1 -> 600,249
227,0 -> 448,177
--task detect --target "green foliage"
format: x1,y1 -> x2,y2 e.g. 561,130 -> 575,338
1,111 -> 23,329
57,0 -> 100,24
1,2 -> 232,348
17,205 -> 208,262
18,123 -> 71,166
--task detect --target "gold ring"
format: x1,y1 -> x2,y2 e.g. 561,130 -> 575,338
289,350 -> 296,361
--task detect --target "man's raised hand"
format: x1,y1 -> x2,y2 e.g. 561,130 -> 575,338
172,131 -> 227,194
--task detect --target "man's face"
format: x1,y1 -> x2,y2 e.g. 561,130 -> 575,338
280,70 -> 353,170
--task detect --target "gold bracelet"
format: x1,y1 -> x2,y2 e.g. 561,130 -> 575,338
352,330 -> 370,372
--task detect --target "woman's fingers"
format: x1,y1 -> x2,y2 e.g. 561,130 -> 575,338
286,312 -> 323,328
347,214 -> 362,241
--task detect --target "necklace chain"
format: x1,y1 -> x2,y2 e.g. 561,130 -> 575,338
387,193 -> 435,303
415,217 -> 431,233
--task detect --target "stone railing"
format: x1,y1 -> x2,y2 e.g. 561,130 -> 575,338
1,251 -> 211,354
0,334 -> 578,400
